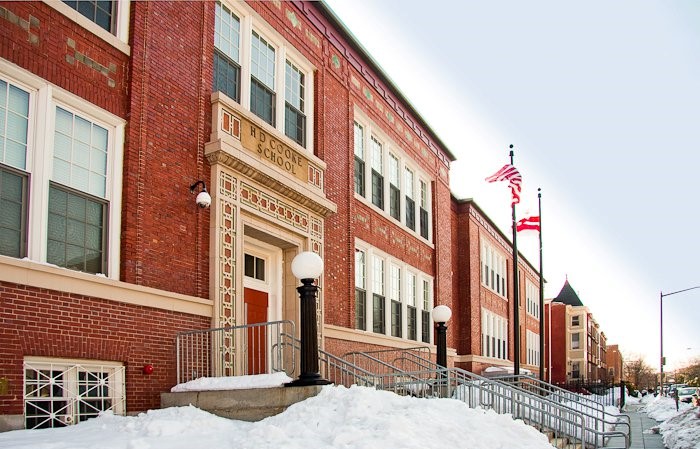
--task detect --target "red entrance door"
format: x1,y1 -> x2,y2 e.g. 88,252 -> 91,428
244,288 -> 268,374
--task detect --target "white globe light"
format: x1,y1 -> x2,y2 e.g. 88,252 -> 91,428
432,305 -> 452,323
291,251 -> 324,280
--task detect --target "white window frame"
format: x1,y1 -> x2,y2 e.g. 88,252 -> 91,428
480,238 -> 507,299
215,1 -> 314,151
44,1 -> 131,54
526,329 -> 540,366
571,332 -> 581,350
355,239 -> 433,342
481,308 -> 508,360
526,280 -> 539,319
0,60 -> 124,279
23,356 -> 125,429
352,109 -> 433,243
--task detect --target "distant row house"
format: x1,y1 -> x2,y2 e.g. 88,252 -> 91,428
545,281 -> 614,385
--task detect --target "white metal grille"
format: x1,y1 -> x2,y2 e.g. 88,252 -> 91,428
23,359 -> 125,429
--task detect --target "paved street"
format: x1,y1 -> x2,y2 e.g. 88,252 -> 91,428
605,404 -> 665,449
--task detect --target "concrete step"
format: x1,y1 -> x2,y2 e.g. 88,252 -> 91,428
161,385 -> 323,422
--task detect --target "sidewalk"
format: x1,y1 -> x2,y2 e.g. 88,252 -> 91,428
604,403 -> 665,449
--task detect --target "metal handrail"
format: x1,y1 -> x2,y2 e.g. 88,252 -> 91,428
349,348 -> 630,448
175,320 -> 296,384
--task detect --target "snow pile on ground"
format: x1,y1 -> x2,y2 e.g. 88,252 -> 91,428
639,395 -> 700,449
643,395 -> 694,421
0,384 -> 556,449
171,372 -> 292,392
659,407 -> 700,449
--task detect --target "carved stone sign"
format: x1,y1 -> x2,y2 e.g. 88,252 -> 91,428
240,118 -> 309,183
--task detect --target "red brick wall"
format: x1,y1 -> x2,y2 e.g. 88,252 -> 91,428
0,1 -> 129,117
0,281 -> 209,415
546,302 -> 568,383
121,1 -> 212,297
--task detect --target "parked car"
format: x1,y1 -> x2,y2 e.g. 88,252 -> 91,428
677,386 -> 698,403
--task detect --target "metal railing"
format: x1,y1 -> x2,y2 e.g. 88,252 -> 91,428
349,348 -> 629,449
176,320 -> 296,384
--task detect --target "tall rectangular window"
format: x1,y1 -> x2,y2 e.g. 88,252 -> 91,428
284,61 -> 305,146
214,2 -> 241,102
0,79 -> 30,258
404,167 -> 415,230
389,154 -> 400,220
372,256 -> 385,334
419,179 -> 429,239
571,332 -> 580,349
526,280 -> 540,319
482,309 -> 508,360
62,1 -> 115,33
480,240 -> 507,299
390,265 -> 401,337
353,122 -> 365,197
572,315 -> 580,326
406,273 -> 417,340
48,107 -> 109,274
355,249 -> 366,331
421,279 -> 430,343
250,31 -> 276,126
371,137 -> 383,209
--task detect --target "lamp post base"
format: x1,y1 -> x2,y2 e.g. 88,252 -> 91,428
286,373 -> 332,387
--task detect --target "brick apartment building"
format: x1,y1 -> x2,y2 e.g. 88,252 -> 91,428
0,0 -> 541,430
544,280 -> 610,385
606,344 -> 624,384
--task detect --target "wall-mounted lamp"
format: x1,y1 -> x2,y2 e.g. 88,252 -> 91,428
190,180 -> 211,209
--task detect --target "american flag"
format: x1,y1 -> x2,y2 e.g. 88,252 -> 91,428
485,164 -> 522,205
516,216 -> 540,232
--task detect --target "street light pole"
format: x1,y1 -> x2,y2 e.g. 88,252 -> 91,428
659,285 -> 700,394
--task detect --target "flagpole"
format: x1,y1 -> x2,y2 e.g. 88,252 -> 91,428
510,145 -> 520,377
538,188 -> 545,381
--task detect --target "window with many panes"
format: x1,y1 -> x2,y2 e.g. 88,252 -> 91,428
389,154 -> 400,221
482,309 -> 508,360
250,31 -> 276,126
352,113 -> 432,242
526,280 -> 539,319
422,280 -> 430,343
0,63 -> 124,277
404,167 -> 415,231
526,330 -> 540,366
62,1 -> 115,33
390,265 -> 401,338
214,2 -> 241,102
407,272 -> 417,341
371,137 -> 384,209
355,249 -> 366,330
353,122 -> 365,196
372,255 -> 385,334
356,242 -> 433,342
419,179 -> 429,239
480,239 -> 507,298
23,357 -> 125,429
213,1 -> 313,149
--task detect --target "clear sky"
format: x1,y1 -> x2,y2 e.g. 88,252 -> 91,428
325,0 -> 700,371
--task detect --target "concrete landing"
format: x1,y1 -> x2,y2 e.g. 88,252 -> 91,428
161,385 -> 323,422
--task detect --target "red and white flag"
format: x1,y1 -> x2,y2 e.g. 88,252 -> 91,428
516,216 -> 540,232
485,164 -> 522,205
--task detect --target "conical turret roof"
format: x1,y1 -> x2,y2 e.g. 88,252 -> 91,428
553,280 -> 584,306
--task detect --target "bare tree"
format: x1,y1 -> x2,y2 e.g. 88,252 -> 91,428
624,357 -> 656,391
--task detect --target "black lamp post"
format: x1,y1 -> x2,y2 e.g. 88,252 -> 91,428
287,251 -> 330,387
659,286 -> 700,395
432,305 -> 452,369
